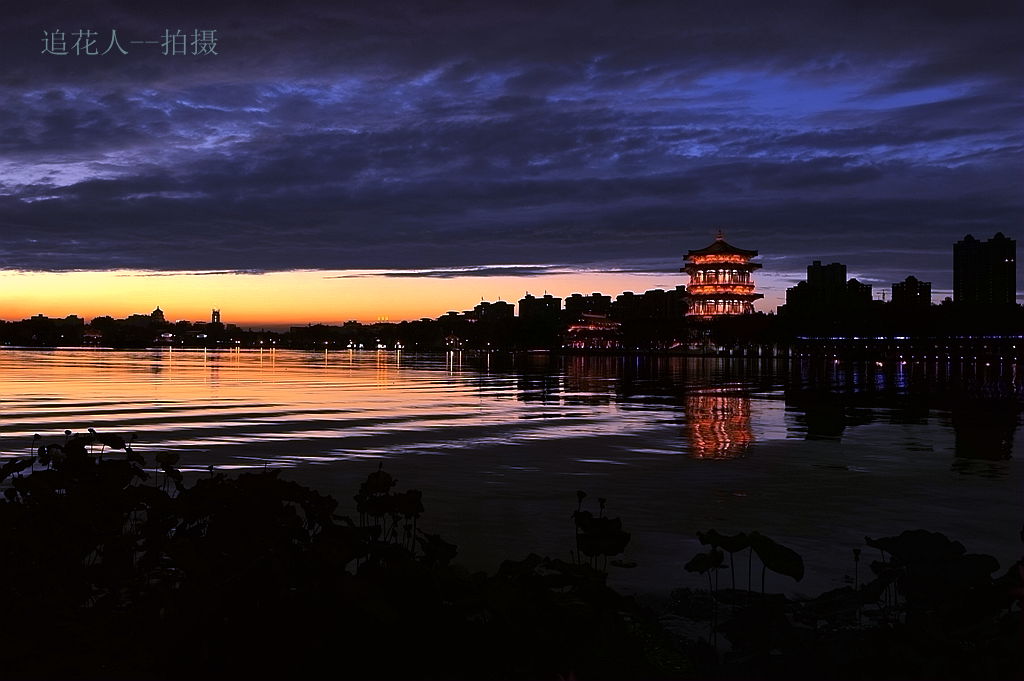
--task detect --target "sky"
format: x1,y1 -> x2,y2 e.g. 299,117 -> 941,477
1,0 -> 1021,326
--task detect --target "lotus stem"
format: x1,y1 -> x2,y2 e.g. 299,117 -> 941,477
747,546 -> 752,601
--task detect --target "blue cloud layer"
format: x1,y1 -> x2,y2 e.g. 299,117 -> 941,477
1,1 -> 1021,296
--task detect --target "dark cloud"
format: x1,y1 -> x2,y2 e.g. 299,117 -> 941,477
329,260 -> 686,279
1,0 -> 1021,302
120,270 -> 266,276
331,266 -> 572,279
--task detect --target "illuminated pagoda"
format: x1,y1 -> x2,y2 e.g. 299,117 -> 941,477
682,231 -> 763,317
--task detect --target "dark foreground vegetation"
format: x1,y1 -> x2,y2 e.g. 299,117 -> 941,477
0,432 -> 1021,679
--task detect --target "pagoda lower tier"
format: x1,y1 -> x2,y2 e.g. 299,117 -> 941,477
686,291 -> 763,316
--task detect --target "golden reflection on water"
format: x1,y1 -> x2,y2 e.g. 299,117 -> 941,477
1,348 -> 1021,598
0,348 -> 655,460
0,349 -> 438,448
685,392 -> 754,459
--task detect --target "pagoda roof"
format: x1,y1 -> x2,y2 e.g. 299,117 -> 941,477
686,235 -> 758,258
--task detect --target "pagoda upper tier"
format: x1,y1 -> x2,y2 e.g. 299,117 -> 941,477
682,233 -> 763,317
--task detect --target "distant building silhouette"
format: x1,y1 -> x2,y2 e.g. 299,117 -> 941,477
785,260 -> 861,312
892,275 -> 932,309
517,293 -> 562,350
783,260 -> 874,328
682,232 -> 763,317
518,293 -> 561,321
847,278 -> 872,306
124,307 -> 167,328
612,291 -> 640,319
807,260 -> 847,293
642,287 -> 687,319
611,287 -> 687,321
953,233 -> 1016,305
212,309 -> 221,324
564,292 -> 612,320
472,300 -> 514,322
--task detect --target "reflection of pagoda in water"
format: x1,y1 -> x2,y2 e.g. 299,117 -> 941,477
683,232 -> 763,317
685,391 -> 754,458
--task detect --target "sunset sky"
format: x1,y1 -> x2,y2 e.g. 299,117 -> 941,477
2,1 -> 1021,326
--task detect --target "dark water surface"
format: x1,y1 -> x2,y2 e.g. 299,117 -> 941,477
2,348 -> 1021,597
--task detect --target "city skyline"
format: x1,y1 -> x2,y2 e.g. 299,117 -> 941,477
2,2 -> 1021,325
0,244 -> 992,328
0,231 -> 1016,328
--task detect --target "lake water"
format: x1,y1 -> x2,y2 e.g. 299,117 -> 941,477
1,347 -> 1021,598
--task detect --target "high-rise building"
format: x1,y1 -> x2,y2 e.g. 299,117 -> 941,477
611,291 -> 640,320
518,292 -> 562,350
518,293 -> 561,320
785,261 -> 848,311
807,261 -> 847,292
954,233 -> 1016,305
211,308 -> 221,324
611,288 -> 687,321
563,292 -> 612,319
846,278 -> 873,306
892,276 -> 932,309
640,287 -> 688,319
782,260 -> 874,323
472,300 -> 514,322
682,233 -> 763,317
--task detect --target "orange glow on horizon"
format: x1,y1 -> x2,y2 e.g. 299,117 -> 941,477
0,268 -> 780,327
